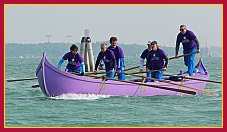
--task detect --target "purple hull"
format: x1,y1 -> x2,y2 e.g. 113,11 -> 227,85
36,53 -> 209,97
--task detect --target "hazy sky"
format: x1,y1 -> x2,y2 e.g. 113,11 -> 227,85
5,5 -> 222,47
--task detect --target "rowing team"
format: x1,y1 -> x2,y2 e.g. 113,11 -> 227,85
58,25 -> 200,81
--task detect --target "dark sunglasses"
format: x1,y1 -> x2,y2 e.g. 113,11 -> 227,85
180,28 -> 186,31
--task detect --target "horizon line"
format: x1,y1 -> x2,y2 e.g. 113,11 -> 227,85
5,42 -> 222,48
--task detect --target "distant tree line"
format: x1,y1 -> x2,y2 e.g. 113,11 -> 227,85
6,42 -> 222,58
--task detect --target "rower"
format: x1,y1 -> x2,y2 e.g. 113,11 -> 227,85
58,44 -> 85,76
94,43 -> 116,78
139,40 -> 153,82
108,37 -> 125,80
175,25 -> 200,76
147,40 -> 168,81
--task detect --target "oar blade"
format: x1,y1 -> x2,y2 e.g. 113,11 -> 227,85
160,86 -> 196,95
7,77 -> 38,82
32,85 -> 39,88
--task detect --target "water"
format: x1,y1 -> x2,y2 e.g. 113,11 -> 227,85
5,56 -> 222,127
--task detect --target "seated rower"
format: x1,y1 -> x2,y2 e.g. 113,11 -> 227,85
58,44 -> 85,76
94,43 -> 116,78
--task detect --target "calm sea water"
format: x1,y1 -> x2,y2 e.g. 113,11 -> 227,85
5,56 -> 222,127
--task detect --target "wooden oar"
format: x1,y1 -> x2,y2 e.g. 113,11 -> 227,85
106,78 -> 196,95
125,52 -> 198,71
80,73 -> 196,95
125,65 -> 144,71
7,77 -> 38,82
85,71 -> 106,75
168,51 -> 198,60
70,72 -> 104,78
163,74 -> 222,84
69,72 -> 107,76
86,70 -> 160,76
128,70 -> 161,75
124,73 -> 214,94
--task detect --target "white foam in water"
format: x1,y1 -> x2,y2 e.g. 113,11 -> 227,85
50,93 -> 111,100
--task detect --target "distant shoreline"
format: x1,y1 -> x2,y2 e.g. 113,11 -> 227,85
5,42 -> 222,58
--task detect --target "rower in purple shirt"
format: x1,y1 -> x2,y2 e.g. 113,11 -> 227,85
140,41 -> 153,81
108,37 -> 125,80
147,41 -> 168,81
175,25 -> 200,76
58,44 -> 85,76
94,43 -> 116,78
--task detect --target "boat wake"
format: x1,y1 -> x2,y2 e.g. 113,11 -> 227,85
49,93 -> 111,100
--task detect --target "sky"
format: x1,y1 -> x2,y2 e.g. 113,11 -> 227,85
5,5 -> 222,47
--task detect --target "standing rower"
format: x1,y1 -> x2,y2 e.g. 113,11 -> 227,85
58,44 -> 85,76
94,43 -> 116,78
175,25 -> 200,76
139,41 -> 153,81
108,37 -> 125,80
147,41 -> 168,80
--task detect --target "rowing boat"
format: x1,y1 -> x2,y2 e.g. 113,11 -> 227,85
36,53 -> 209,97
